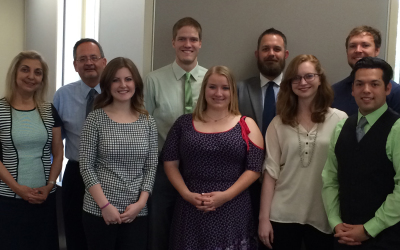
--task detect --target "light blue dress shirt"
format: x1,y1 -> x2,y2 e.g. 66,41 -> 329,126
53,80 -> 101,162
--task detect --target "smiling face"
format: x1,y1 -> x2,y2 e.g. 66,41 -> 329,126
110,67 -> 136,103
347,33 -> 380,68
352,68 -> 391,115
291,61 -> 321,102
172,25 -> 202,71
15,59 -> 43,95
205,73 -> 231,110
255,34 -> 289,80
73,42 -> 107,86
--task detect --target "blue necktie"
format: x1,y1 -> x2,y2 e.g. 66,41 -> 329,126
86,89 -> 97,118
262,81 -> 276,137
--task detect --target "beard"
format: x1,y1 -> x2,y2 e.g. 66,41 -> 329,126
257,57 -> 285,79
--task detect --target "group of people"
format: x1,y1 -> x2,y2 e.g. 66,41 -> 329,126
0,16 -> 399,250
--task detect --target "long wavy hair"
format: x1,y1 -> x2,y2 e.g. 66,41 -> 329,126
94,57 -> 148,116
276,54 -> 333,127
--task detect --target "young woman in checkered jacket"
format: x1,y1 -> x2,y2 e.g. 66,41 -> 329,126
79,57 -> 158,250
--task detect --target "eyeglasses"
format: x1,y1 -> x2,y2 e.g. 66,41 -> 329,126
76,56 -> 102,64
292,73 -> 320,84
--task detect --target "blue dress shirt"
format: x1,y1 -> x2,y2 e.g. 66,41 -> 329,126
53,80 -> 101,162
332,75 -> 400,116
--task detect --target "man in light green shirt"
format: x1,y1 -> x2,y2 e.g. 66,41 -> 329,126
144,17 -> 207,250
322,57 -> 400,249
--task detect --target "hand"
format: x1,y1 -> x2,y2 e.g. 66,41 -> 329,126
30,184 -> 53,204
101,204 -> 122,225
195,194 -> 215,212
15,185 -> 44,204
182,191 -> 204,207
334,223 -> 366,245
120,203 -> 144,223
14,185 -> 36,202
200,191 -> 230,209
258,219 -> 274,249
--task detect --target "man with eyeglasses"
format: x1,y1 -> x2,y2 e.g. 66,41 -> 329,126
237,27 -> 288,250
332,25 -> 400,116
53,38 -> 107,250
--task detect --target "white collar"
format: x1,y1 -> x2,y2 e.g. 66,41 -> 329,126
259,73 -> 283,88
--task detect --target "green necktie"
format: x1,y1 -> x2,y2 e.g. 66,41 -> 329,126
356,116 -> 368,142
184,72 -> 193,114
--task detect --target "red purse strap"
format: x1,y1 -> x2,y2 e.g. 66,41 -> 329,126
239,116 -> 250,151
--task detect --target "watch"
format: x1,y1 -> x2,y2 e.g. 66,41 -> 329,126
48,180 -> 56,187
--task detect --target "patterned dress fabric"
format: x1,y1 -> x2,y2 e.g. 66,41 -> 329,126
163,114 -> 264,250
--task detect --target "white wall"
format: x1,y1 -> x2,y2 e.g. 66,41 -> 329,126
24,0 -> 153,100
99,0 -> 148,76
0,0 -> 25,98
25,0 -> 58,101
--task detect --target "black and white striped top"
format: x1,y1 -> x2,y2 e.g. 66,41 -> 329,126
79,109 -> 158,217
0,98 -> 62,197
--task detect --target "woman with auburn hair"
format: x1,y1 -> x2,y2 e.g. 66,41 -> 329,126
79,57 -> 157,250
258,54 -> 347,250
163,65 -> 265,249
0,51 -> 63,250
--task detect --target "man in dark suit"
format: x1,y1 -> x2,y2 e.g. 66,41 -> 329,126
237,28 -> 288,250
237,28 -> 289,136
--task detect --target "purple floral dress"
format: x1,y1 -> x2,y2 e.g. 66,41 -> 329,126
163,114 -> 264,250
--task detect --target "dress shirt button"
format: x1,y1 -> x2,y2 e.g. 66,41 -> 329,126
306,142 -> 308,145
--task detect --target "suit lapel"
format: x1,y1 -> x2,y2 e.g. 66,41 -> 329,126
247,78 -> 263,126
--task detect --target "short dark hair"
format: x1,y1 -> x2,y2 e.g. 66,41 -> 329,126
94,57 -> 148,116
351,57 -> 393,87
257,28 -> 287,50
345,26 -> 381,49
172,17 -> 202,41
73,38 -> 105,60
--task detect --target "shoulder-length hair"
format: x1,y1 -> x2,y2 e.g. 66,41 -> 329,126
5,51 -> 49,109
94,57 -> 148,116
277,54 -> 333,127
193,66 -> 240,122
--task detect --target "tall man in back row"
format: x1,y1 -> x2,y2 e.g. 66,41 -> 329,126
54,38 -> 107,250
332,25 -> 400,115
144,17 -> 207,250
322,57 -> 400,249
237,28 -> 289,249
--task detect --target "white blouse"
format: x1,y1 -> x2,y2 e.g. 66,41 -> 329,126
264,108 -> 347,233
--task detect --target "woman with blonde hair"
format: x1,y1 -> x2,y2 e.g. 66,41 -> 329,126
79,57 -> 158,250
258,55 -> 347,250
0,51 -> 63,250
163,65 -> 265,249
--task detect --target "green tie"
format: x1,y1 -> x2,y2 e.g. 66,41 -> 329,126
184,72 -> 193,114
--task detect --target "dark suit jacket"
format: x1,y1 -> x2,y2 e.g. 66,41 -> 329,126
237,76 -> 263,129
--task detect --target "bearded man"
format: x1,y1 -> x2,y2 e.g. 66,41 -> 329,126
237,28 -> 289,136
237,27 -> 289,250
